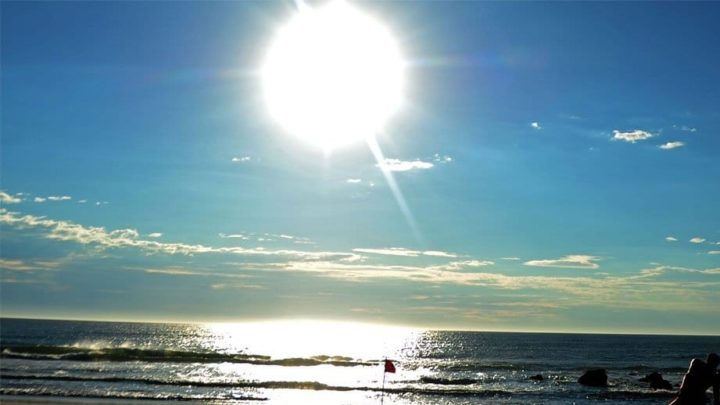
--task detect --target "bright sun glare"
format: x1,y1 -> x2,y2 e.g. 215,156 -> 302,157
261,1 -> 405,151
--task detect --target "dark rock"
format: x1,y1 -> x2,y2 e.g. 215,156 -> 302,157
578,369 -> 608,387
639,372 -> 673,390
639,371 -> 659,382
529,374 -> 544,381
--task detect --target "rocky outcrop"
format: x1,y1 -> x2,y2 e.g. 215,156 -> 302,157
639,372 -> 673,390
529,374 -> 544,381
578,369 -> 608,387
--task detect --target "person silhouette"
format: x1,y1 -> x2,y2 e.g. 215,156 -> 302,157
670,353 -> 720,405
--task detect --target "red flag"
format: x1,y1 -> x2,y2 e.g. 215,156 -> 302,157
384,359 -> 396,373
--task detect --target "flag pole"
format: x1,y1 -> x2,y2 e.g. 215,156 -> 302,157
381,358 -> 386,405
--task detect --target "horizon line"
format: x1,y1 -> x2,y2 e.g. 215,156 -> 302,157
1,314 -> 718,338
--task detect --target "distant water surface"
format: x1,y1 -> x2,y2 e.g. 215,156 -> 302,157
1,318 -> 718,404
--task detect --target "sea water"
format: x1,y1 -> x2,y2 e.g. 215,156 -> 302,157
1,318 -> 718,404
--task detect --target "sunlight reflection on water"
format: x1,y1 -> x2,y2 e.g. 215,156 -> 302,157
203,320 -> 421,360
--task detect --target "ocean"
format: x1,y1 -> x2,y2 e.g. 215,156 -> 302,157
1,318 -> 718,404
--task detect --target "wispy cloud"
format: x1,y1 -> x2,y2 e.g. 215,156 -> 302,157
346,178 -> 362,184
5,207 -> 717,315
218,233 -> 249,240
376,158 -> 434,172
142,267 -> 254,281
690,237 -> 706,244
211,283 -> 265,290
0,191 -> 23,204
432,154 -> 453,164
48,196 -> 72,201
673,125 -> 697,133
640,265 -> 720,277
147,233 -> 163,238
33,195 -> 73,203
665,236 -> 677,242
0,258 -> 59,272
500,257 -> 521,261
531,122 -> 541,130
0,208 -> 353,261
423,250 -> 458,258
524,255 -> 600,270
612,129 -> 654,143
709,251 -> 720,255
232,156 -> 252,163
659,141 -> 685,150
441,260 -> 494,269
275,260 -> 718,312
353,247 -> 457,258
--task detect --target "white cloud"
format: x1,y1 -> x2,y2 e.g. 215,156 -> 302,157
709,251 -> 720,255
665,236 -> 677,242
612,129 -> 654,143
148,233 -> 163,238
433,154 -> 453,163
3,205 -> 719,315
219,233 -> 249,240
0,191 -> 22,204
353,247 -> 457,258
500,257 -> 521,261
346,178 -> 362,184
690,237 -> 706,244
524,255 -> 600,270
0,208 -> 355,261
232,156 -> 251,163
659,141 -> 685,150
531,122 -> 541,130
377,158 -> 434,172
423,250 -> 458,258
47,195 -> 72,201
78,200 -> 87,204
27,195 -> 72,203
439,260 -> 494,270
353,248 -> 422,257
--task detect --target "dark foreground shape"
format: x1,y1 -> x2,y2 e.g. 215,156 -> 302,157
578,369 -> 608,387
529,374 -> 544,381
639,371 -> 673,390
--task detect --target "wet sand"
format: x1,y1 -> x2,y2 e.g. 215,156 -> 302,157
0,397 -> 208,405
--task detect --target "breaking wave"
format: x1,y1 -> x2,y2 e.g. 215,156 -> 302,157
0,344 -> 372,367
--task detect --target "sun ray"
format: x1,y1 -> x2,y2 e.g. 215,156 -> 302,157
367,136 -> 424,244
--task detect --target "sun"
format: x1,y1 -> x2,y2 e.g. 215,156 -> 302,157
261,1 -> 405,151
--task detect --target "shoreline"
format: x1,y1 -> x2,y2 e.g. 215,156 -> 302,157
0,396 -> 211,405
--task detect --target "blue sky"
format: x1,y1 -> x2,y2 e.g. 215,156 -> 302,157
1,1 -> 719,334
